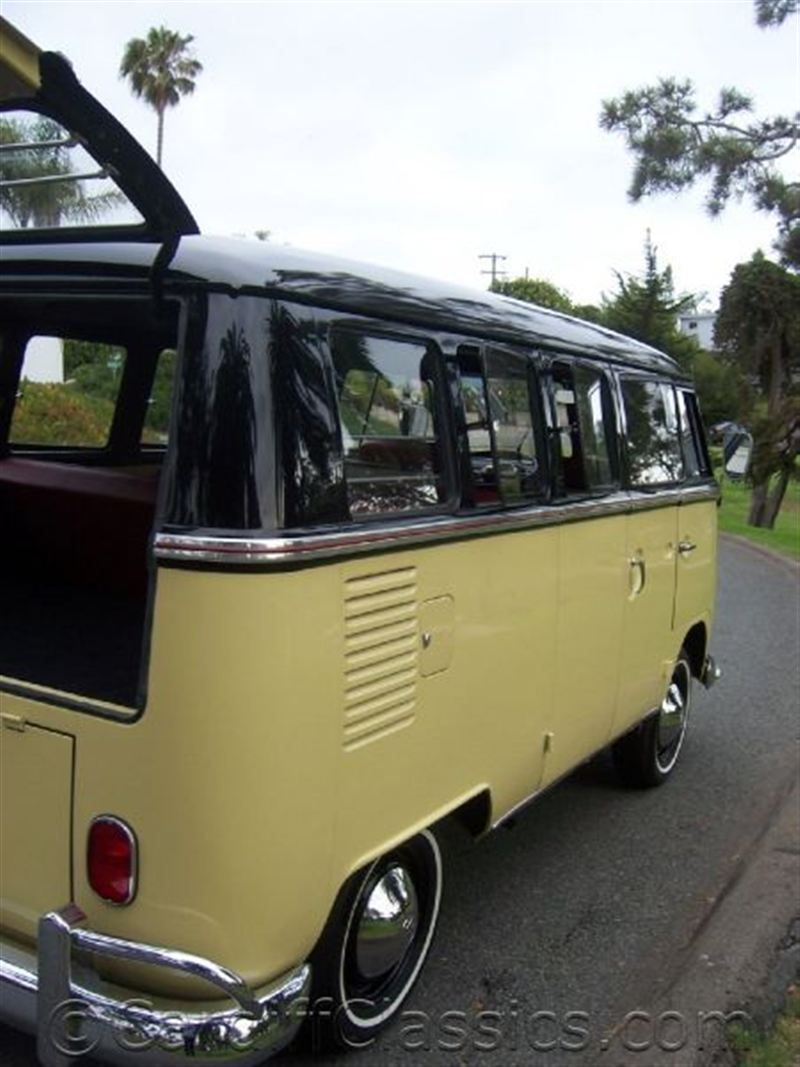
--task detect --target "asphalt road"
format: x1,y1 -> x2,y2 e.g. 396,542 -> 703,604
2,536 -> 799,1067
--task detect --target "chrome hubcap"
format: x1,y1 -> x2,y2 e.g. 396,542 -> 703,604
657,661 -> 689,771
661,681 -> 684,719
354,864 -> 419,982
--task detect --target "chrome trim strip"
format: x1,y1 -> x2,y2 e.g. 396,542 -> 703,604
2,956 -> 38,994
154,484 -> 720,567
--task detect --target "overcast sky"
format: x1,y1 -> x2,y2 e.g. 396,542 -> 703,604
5,0 -> 799,307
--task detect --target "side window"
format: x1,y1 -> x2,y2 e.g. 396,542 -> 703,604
141,348 -> 176,446
620,379 -> 684,486
485,348 -> 541,505
331,332 -> 446,517
458,346 -> 497,504
10,335 -> 126,447
551,362 -> 615,493
573,366 -> 614,487
676,389 -> 710,478
457,345 -> 541,507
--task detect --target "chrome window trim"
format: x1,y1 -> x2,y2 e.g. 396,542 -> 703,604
154,483 -> 719,567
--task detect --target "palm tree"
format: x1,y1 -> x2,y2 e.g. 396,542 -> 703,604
0,116 -> 123,228
119,27 -> 202,168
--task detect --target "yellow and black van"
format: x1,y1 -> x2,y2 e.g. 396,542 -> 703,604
0,17 -> 720,1065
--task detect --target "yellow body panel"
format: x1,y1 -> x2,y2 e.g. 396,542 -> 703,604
0,722 -> 72,934
615,505 -> 680,734
0,498 -> 717,995
541,514 -> 627,785
0,16 -> 41,98
675,499 -> 718,639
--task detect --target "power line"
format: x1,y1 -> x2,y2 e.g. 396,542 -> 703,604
479,253 -> 507,287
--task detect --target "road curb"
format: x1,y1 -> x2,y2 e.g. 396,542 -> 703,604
601,772 -> 800,1066
719,532 -> 800,578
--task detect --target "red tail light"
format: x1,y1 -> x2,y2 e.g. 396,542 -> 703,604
87,816 -> 137,905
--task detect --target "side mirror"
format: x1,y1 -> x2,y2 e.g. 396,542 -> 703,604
723,427 -> 753,480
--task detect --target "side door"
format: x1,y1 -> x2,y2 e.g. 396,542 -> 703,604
453,343 -> 557,812
614,377 -> 684,736
539,358 -> 627,786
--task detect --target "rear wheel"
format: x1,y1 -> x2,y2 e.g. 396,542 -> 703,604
614,650 -> 692,787
307,829 -> 442,1051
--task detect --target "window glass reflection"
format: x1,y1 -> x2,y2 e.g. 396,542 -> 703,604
622,379 -> 684,486
485,349 -> 540,504
332,333 -> 445,517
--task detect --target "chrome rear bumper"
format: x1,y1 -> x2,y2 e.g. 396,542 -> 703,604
0,904 -> 310,1066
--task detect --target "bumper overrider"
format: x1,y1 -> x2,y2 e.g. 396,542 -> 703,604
700,654 -> 722,689
0,904 -> 311,1066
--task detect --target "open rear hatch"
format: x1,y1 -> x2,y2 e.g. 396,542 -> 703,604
1,15 -> 188,711
1,14 -> 198,243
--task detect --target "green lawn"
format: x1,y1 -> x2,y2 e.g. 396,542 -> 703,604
717,472 -> 800,561
730,987 -> 800,1067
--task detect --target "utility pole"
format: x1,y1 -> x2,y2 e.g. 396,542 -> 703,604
479,253 -> 507,288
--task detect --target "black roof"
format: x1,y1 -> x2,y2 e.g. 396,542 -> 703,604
1,235 -> 683,377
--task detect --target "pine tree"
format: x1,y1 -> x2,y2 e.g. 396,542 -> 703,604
602,233 -> 699,369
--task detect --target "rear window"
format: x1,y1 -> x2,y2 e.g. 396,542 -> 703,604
0,111 -> 142,234
331,332 -> 447,517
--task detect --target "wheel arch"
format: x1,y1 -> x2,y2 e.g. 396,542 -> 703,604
449,788 -> 493,839
681,621 -> 708,680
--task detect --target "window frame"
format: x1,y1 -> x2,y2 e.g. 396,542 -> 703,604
1,292 -> 180,464
617,373 -> 686,490
544,355 -> 620,499
328,324 -> 458,522
453,342 -> 548,511
676,387 -> 712,481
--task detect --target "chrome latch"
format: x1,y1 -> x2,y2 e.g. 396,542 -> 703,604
0,712 -> 26,732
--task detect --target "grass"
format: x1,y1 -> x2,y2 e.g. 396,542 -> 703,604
730,986 -> 800,1067
11,380 -> 115,447
717,471 -> 800,561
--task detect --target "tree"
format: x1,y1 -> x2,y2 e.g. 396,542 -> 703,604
601,233 -> 700,369
0,116 -> 122,228
491,275 -> 574,314
599,3 -> 799,267
119,26 -> 202,168
755,0 -> 798,26
715,252 -> 800,527
691,348 -> 746,427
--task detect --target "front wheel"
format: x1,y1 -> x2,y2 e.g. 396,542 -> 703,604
307,829 -> 442,1051
613,650 -> 692,787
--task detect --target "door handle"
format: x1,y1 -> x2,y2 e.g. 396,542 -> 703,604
629,556 -> 646,596
678,539 -> 697,557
